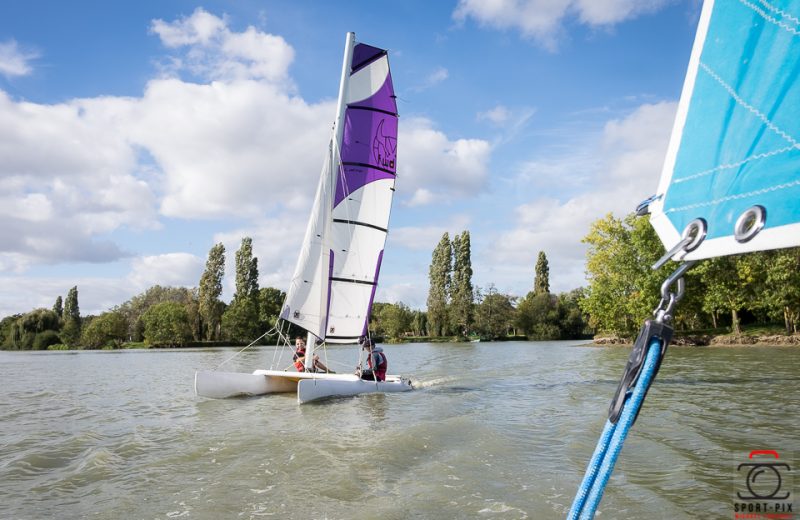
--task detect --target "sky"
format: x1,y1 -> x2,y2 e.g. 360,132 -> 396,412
0,0 -> 704,317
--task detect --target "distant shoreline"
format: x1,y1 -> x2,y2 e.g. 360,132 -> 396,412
592,333 -> 800,347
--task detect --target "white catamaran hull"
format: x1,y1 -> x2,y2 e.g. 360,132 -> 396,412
195,369 -> 412,402
297,375 -> 412,404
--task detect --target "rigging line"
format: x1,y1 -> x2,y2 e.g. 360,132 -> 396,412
740,0 -> 800,35
672,144 -> 799,184
699,61 -> 799,148
213,327 -> 275,370
757,0 -> 800,25
664,178 -> 800,213
568,338 -> 664,520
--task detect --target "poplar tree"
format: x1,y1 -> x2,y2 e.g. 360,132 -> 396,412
450,230 -> 474,335
61,286 -> 81,346
223,237 -> 261,341
426,233 -> 452,336
534,251 -> 550,295
53,296 -> 63,319
199,243 -> 225,341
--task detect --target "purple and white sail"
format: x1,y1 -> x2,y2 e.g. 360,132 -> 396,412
281,33 -> 398,344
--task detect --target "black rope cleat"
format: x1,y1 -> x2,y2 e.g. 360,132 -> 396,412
607,320 -> 673,425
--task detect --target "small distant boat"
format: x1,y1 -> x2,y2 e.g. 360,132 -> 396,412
195,32 -> 412,404
469,338 -> 481,343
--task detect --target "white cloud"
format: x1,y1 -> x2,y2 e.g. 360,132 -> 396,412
389,214 -> 472,252
151,9 -> 227,47
151,8 -> 294,83
478,105 -> 511,125
454,0 -> 672,49
487,101 -> 677,293
0,91 -> 157,270
0,39 -> 38,78
129,78 -> 332,219
409,66 -> 449,93
128,253 -> 205,289
398,117 -> 491,205
0,9 -> 493,317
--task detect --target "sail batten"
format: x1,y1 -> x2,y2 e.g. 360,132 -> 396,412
282,34 -> 397,344
650,0 -> 800,260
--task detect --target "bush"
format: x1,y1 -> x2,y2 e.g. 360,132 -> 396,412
32,330 -> 61,350
142,302 -> 192,347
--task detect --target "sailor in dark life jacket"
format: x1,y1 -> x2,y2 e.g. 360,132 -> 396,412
358,338 -> 387,382
292,336 -> 332,373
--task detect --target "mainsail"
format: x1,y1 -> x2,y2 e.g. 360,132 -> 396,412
281,34 -> 398,343
649,0 -> 800,260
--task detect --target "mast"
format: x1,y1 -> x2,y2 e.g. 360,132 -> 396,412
305,32 -> 355,370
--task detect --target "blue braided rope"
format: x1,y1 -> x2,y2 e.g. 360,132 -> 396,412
568,337 -> 663,519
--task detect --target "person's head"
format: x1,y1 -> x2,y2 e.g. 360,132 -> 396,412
295,336 -> 306,350
361,338 -> 374,351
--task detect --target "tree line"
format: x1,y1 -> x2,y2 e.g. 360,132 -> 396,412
366,231 -> 591,342
580,213 -> 800,338
0,237 -> 292,350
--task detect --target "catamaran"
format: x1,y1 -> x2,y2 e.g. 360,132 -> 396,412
195,33 -> 412,404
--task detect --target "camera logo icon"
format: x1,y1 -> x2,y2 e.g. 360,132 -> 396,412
737,450 -> 791,501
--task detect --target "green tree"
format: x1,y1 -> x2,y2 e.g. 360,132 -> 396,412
61,286 -> 82,347
142,302 -> 192,347
426,233 -> 452,336
516,292 -> 561,340
379,302 -> 413,339
450,230 -> 474,336
696,254 -> 764,337
199,243 -> 225,340
761,248 -> 800,333
53,296 -> 63,320
258,287 -> 285,335
411,310 -> 427,337
534,251 -> 550,296
475,285 -> 516,339
222,237 -> 261,342
81,311 -> 129,349
116,286 -> 198,341
580,213 -> 672,338
6,309 -> 61,350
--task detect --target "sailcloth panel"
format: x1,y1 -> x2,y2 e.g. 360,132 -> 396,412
649,0 -> 800,260
323,44 -> 397,343
280,154 -> 333,339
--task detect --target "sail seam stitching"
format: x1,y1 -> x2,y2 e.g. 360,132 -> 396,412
665,179 -> 800,213
699,61 -> 799,147
673,144 -> 800,184
757,0 -> 800,26
741,0 -> 800,35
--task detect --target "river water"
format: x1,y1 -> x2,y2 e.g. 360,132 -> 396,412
1,341 -> 797,519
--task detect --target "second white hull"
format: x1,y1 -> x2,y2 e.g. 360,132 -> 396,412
195,369 -> 412,403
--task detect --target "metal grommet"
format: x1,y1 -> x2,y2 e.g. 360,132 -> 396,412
681,218 -> 707,252
734,205 -> 766,243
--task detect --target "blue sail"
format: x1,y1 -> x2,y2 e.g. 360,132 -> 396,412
650,0 -> 800,260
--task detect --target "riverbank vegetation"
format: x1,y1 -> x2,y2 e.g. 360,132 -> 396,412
2,214 -> 798,350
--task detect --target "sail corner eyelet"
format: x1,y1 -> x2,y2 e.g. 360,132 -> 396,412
734,205 -> 766,243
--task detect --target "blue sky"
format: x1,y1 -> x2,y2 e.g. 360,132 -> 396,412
0,0 -> 702,317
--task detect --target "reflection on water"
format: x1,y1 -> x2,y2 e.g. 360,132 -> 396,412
0,342 -> 797,519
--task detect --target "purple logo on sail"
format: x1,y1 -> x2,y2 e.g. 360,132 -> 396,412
373,119 -> 396,170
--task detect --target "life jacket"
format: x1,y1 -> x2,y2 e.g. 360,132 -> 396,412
293,349 -> 306,372
368,350 -> 387,381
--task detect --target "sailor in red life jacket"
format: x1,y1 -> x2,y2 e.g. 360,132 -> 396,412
359,338 -> 387,382
292,336 -> 332,373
